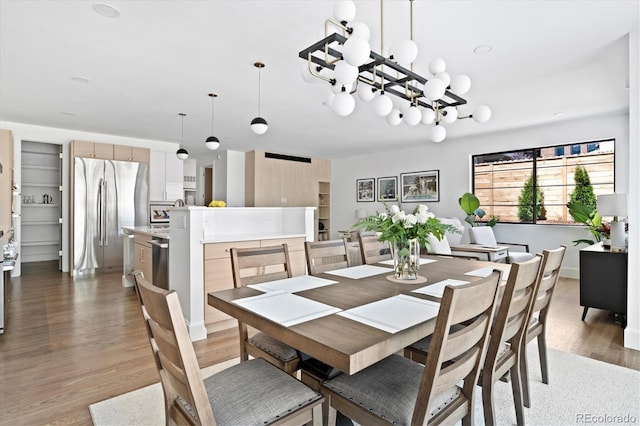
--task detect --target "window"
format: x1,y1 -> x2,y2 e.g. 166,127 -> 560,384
472,139 -> 615,224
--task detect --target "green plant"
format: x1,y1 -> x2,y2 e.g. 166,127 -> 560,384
458,192 -> 497,227
566,201 -> 610,246
518,174 -> 545,222
569,165 -> 597,210
352,203 -> 457,248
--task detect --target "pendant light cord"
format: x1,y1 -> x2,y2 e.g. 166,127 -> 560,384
258,66 -> 262,116
211,96 -> 215,133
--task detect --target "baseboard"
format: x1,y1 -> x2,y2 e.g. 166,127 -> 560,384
186,320 -> 208,342
624,327 -> 640,350
561,266 -> 579,279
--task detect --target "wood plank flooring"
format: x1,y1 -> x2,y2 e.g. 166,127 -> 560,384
0,261 -> 638,425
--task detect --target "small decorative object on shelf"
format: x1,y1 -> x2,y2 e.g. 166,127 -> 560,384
208,200 -> 227,207
353,203 -> 457,281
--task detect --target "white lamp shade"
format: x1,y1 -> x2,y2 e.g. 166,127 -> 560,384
391,39 -> 418,66
301,61 -> 316,83
176,148 -> 189,160
435,71 -> 450,88
441,106 -> 458,124
473,105 -> 492,123
450,74 -> 471,94
205,136 -> 220,150
429,57 -> 446,74
373,92 -> 393,116
357,83 -> 376,101
349,22 -> 370,41
332,91 -> 356,116
333,0 -> 356,22
324,90 -> 336,107
250,117 -> 268,134
597,193 -> 628,217
424,78 -> 446,100
386,109 -> 403,126
430,125 -> 447,143
334,61 -> 359,85
420,108 -> 436,125
331,82 -> 352,94
342,36 -> 370,66
403,106 -> 422,126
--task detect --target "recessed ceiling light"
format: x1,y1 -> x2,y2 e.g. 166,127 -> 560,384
553,112 -> 565,117
61,111 -> 76,116
93,3 -> 121,18
71,76 -> 91,84
473,45 -> 493,55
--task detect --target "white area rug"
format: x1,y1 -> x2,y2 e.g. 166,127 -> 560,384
90,343 -> 640,425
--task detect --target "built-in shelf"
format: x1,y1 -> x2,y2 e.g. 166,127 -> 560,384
22,165 -> 59,171
23,220 -> 60,226
22,204 -> 59,208
21,149 -> 60,156
21,240 -> 59,247
22,183 -> 59,188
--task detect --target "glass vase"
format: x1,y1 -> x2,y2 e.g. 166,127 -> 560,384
393,238 -> 420,280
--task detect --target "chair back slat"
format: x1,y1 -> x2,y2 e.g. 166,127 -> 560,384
357,234 -> 393,264
132,271 -> 215,425
231,244 -> 293,287
530,246 -> 565,317
305,239 -> 350,275
411,271 -> 501,425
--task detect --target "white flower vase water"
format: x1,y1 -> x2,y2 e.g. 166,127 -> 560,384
393,238 -> 420,280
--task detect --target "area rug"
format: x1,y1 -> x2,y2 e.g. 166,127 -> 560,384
90,343 -> 640,425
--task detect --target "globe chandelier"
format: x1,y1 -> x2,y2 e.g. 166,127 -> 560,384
204,93 -> 221,150
298,0 -> 491,143
176,112 -> 189,160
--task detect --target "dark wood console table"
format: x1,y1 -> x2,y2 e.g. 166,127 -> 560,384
579,242 -> 627,327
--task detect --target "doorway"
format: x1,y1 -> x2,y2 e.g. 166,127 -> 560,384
204,167 -> 212,206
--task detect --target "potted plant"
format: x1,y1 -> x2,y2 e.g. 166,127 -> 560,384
566,201 -> 610,246
459,192 -> 498,227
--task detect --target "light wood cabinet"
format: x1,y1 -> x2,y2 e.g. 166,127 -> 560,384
0,129 -> 14,237
113,145 -> 150,162
71,140 -> 114,159
133,234 -> 153,284
203,236 -> 306,334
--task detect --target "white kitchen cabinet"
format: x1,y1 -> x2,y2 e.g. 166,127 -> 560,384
150,150 -> 184,202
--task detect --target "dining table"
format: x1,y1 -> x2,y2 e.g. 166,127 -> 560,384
207,255 -> 510,376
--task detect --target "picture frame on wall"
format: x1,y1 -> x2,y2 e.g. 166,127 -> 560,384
356,178 -> 375,202
400,170 -> 440,202
150,204 -> 171,223
377,176 -> 398,202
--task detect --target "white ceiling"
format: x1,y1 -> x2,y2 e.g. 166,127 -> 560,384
0,1 -> 637,159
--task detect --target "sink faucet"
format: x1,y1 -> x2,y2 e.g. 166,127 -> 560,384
173,199 -> 185,207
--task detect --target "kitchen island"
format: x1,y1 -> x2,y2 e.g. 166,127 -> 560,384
167,206 -> 315,341
122,226 -> 170,288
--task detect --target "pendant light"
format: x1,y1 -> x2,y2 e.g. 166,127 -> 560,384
205,93 -> 220,150
176,112 -> 189,160
250,62 -> 268,135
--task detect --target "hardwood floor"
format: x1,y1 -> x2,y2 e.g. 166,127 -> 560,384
0,261 -> 638,425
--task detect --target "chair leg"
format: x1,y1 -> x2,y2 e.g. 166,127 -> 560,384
537,332 -> 549,384
311,404 -> 322,426
520,341 -> 532,408
326,402 -> 338,426
482,375 -> 496,426
510,364 -> 525,426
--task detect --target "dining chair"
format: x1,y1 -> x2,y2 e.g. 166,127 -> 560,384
520,245 -> 566,408
480,254 -> 543,426
131,271 -> 324,426
357,233 -> 393,264
320,271 -> 502,426
305,239 -> 350,275
468,226 -> 535,263
230,244 -> 301,374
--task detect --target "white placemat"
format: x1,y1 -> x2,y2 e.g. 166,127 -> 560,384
337,294 -> 440,333
378,258 -> 438,266
412,279 -> 470,298
324,264 -> 391,279
248,275 -> 338,293
464,265 -> 511,281
233,290 -> 341,326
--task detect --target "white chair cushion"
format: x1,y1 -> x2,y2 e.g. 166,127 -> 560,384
508,251 -> 535,263
468,226 -> 498,245
427,234 -> 452,255
437,217 -> 465,246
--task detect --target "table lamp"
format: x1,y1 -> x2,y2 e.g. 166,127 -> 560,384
597,193 -> 627,252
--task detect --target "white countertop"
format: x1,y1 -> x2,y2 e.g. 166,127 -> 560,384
123,226 -> 170,239
201,232 -> 306,244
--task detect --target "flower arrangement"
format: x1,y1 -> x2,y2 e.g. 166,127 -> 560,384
208,200 -> 227,207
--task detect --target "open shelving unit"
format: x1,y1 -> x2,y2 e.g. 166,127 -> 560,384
317,181 -> 330,241
20,141 -> 62,265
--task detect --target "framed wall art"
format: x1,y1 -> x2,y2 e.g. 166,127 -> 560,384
356,178 -> 375,202
150,204 -> 171,223
377,176 -> 398,202
400,170 -> 440,202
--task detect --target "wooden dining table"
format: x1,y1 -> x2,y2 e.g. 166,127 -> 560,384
207,255 -> 510,375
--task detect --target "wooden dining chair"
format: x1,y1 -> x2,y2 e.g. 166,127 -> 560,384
520,245 -> 566,408
131,271 -> 324,426
305,239 -> 350,275
480,254 -> 543,426
357,233 -> 392,264
230,244 -> 301,374
321,271 -> 501,426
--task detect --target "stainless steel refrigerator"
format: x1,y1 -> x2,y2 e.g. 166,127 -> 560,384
73,158 -> 148,274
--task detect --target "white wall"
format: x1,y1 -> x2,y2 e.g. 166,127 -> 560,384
212,149 -> 246,207
0,121 -> 178,275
